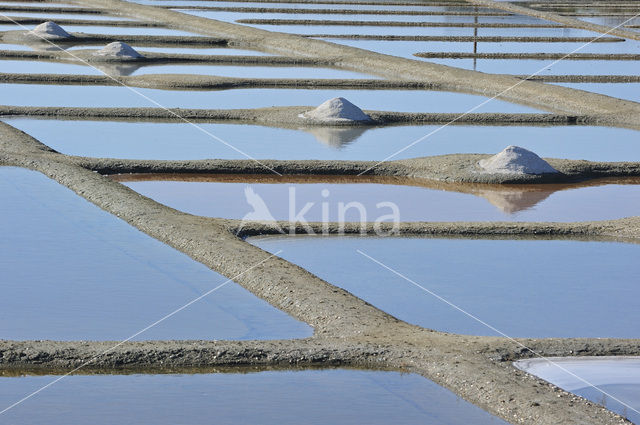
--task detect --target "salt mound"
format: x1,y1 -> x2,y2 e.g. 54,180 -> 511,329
301,97 -> 371,122
93,42 -> 143,60
28,21 -> 72,40
478,146 -> 558,175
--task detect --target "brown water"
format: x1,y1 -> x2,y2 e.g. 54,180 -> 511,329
114,174 -> 640,222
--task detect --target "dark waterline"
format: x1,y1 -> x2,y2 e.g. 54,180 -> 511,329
515,357 -> 640,423
118,175 -> 640,222
6,120 -> 639,162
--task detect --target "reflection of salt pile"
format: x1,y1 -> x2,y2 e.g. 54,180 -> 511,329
25,42 -> 68,52
93,42 -> 144,60
28,21 -> 72,40
301,97 -> 372,123
94,62 -> 143,77
303,126 -> 368,149
475,188 -> 554,214
478,146 -> 558,175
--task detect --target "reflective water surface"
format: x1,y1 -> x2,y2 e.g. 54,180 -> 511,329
0,24 -> 201,36
0,59 -> 378,78
0,369 -> 507,424
251,236 -> 640,338
0,84 -> 543,112
10,120 -> 637,162
0,167 -> 311,340
116,174 -> 640,223
553,82 -> 640,103
515,357 -> 640,424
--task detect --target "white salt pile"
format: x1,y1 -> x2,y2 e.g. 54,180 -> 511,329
478,146 -> 558,175
28,21 -> 72,40
301,97 -> 372,123
93,42 -> 144,60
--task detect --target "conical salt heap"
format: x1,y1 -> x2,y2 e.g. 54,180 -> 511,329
28,21 -> 72,40
301,97 -> 372,123
93,42 -> 144,60
478,146 -> 558,175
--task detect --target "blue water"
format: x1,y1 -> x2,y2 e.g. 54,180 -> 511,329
0,84 -> 543,112
251,237 -> 640,338
5,119 -> 638,162
119,178 -> 640,222
0,369 -> 507,424
0,59 -> 104,75
554,82 -> 640,103
0,12 -> 136,21
0,167 -> 311,340
0,24 -> 202,36
516,357 -> 640,423
66,45 -> 274,55
0,59 -> 378,78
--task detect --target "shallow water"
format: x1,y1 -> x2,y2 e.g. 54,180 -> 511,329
251,237 -> 640,338
255,23 -> 580,37
515,357 -> 640,423
0,84 -> 543,112
0,167 -> 311,340
472,39 -> 640,54
0,42 -> 43,50
0,24 -> 202,36
133,0 -> 472,10
117,175 -> 640,223
215,3 -> 503,12
554,82 -> 640,103
165,1 -> 462,10
0,2 -> 80,7
422,57 -> 640,77
148,0 -> 507,13
129,63 -> 381,79
0,59 -> 103,75
310,35 -> 640,73
0,369 -> 507,425
67,25 -> 206,36
249,23 -> 598,38
328,37 -> 636,53
579,15 -> 640,28
0,12 -> 137,21
184,9 -> 528,24
66,45 -> 274,56
6,120 -> 639,162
